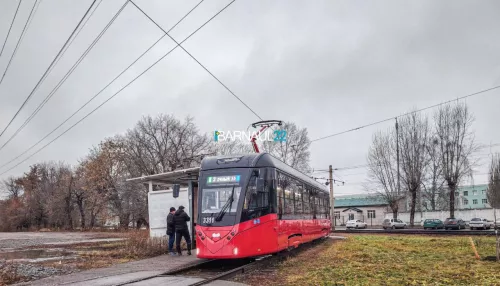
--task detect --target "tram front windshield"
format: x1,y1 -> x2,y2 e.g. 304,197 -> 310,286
201,185 -> 242,214
199,172 -> 248,226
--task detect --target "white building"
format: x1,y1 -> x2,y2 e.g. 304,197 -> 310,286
333,194 -> 392,226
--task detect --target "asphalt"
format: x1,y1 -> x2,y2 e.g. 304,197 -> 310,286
15,254 -> 247,286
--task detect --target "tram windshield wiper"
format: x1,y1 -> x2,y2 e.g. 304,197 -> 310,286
215,185 -> 235,222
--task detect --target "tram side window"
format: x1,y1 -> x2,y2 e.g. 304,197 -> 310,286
277,172 -> 290,219
325,197 -> 330,219
322,198 -> 328,219
303,187 -> 311,219
315,197 -> 322,219
317,197 -> 323,219
294,181 -> 303,218
310,189 -> 317,219
284,183 -> 294,218
277,186 -> 284,219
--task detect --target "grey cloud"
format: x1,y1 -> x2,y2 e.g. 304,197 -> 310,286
1,0 -> 500,196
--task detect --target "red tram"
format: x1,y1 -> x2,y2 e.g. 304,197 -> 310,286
195,153 -> 331,259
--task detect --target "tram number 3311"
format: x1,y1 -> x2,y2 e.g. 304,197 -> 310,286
203,217 -> 215,224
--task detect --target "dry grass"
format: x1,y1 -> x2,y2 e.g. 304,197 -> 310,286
272,235 -> 500,286
42,230 -> 187,270
1,230 -> 190,285
0,262 -> 23,286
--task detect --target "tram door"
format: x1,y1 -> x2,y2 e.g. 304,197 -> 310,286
190,182 -> 199,247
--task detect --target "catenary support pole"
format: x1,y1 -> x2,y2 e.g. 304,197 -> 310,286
329,165 -> 335,231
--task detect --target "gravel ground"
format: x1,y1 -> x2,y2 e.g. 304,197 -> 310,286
1,259 -> 71,281
0,232 -> 126,284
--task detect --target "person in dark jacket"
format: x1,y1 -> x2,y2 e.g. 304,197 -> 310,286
166,207 -> 176,255
173,205 -> 191,255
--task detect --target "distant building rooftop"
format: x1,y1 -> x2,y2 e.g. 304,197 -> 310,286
334,193 -> 387,208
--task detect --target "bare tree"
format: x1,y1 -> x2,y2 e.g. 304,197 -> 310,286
487,153 -> 500,262
1,177 -> 22,199
261,122 -> 311,173
421,138 -> 446,211
367,130 -> 404,218
210,122 -> 312,173
122,115 -> 211,176
488,154 -> 500,210
212,140 -> 253,156
398,112 -> 429,226
434,103 -> 477,218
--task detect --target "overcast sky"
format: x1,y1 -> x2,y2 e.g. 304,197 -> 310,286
0,0 -> 499,197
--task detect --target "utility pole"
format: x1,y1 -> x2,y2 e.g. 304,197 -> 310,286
396,118 -> 400,197
329,165 -> 335,231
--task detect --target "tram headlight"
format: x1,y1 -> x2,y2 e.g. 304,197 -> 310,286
196,248 -> 200,255
233,247 -> 238,255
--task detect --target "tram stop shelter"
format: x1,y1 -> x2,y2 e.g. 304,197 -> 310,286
127,167 -> 201,244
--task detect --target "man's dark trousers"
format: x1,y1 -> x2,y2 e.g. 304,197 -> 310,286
176,229 -> 191,254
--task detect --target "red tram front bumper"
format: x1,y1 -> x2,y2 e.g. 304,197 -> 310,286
195,214 -> 278,259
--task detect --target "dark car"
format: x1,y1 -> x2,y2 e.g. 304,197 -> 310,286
444,218 -> 466,230
423,219 -> 444,230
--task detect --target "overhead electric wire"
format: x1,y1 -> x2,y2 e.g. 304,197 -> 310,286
0,0 -> 234,175
0,0 -> 124,151
311,85 -> 500,143
46,0 -> 104,78
0,0 -> 38,86
129,0 -> 263,121
0,0 -> 99,145
0,0 -> 202,153
0,0 -> 23,59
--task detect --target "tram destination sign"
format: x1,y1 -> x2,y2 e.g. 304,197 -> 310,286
207,175 -> 241,184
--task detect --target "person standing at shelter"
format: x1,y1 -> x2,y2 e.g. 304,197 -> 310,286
173,205 -> 191,255
166,207 -> 176,255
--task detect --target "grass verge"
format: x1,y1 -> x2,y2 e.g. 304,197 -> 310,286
272,235 -> 500,285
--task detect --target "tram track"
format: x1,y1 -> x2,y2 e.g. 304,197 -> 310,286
114,237 -> 329,286
334,229 -> 498,236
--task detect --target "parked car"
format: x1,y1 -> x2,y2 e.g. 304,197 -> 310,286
469,218 -> 493,230
382,218 -> 407,229
423,219 -> 445,229
346,220 -> 367,229
444,218 -> 466,230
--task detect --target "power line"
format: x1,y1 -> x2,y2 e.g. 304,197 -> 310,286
0,0 -> 39,86
311,85 -> 500,143
0,0 -> 123,151
0,0 -> 234,175
0,0 -> 100,144
316,164 -> 369,172
0,0 -> 23,59
0,0 -> 202,154
46,0 -> 104,78
129,0 -> 263,121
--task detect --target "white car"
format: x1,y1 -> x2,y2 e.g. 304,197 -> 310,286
346,220 -> 367,229
382,218 -> 407,229
469,218 -> 493,230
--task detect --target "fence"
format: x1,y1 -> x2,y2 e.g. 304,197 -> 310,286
385,208 -> 500,224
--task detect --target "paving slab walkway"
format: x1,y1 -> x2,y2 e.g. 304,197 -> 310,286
16,254 -> 247,286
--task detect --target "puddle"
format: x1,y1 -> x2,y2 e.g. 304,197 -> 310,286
43,238 -> 125,246
0,249 -> 77,263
